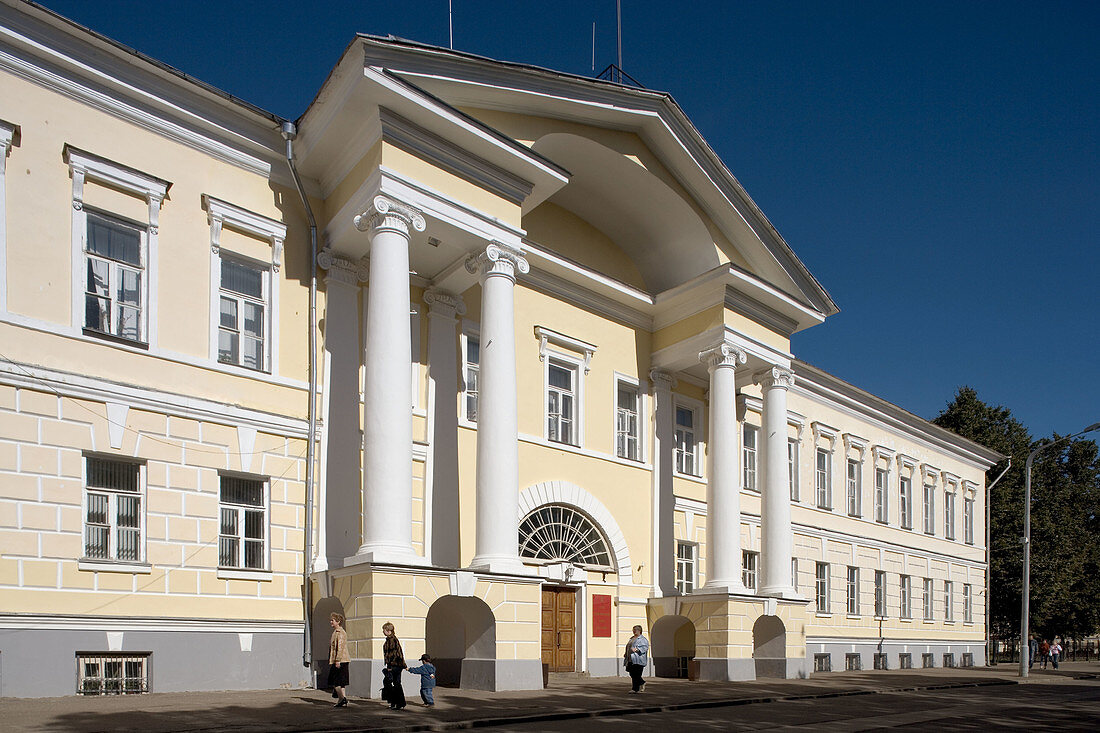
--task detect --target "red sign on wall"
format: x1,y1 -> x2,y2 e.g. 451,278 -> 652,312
592,594 -> 612,637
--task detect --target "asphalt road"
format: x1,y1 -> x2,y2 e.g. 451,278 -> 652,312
478,680 -> 1100,731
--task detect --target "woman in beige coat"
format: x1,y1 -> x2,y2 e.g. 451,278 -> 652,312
328,612 -> 350,707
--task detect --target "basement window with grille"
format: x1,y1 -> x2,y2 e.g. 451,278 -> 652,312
874,653 -> 888,670
899,653 -> 912,669
813,653 -> 831,672
845,653 -> 862,671
77,653 -> 149,695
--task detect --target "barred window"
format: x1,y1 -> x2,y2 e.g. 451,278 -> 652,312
84,457 -> 143,563
219,475 -> 267,570
78,653 -> 149,695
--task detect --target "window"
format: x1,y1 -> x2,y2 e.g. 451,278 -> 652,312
923,578 -> 934,620
874,467 -> 888,523
742,550 -> 758,590
815,448 -> 831,509
815,562 -> 829,612
874,653 -> 888,670
847,459 -> 861,516
615,380 -> 640,461
218,475 -> 267,570
964,496 -> 975,545
944,581 -> 954,622
845,653 -> 862,671
464,334 -> 480,421
899,476 -> 912,529
923,483 -> 935,534
83,457 -> 144,563
66,146 -> 167,347
217,256 -> 268,370
922,653 -> 934,668
676,541 -> 696,594
875,570 -> 887,617
943,653 -> 955,668
83,211 -> 147,343
899,653 -> 912,669
788,439 -> 799,500
77,653 -> 149,695
963,583 -> 973,623
791,558 -> 799,593
674,404 -> 698,475
900,575 -> 912,619
962,652 -> 974,667
743,424 -> 758,490
814,653 -> 831,672
546,360 -> 577,445
944,489 -> 956,540
846,566 -> 859,615
519,504 -> 613,569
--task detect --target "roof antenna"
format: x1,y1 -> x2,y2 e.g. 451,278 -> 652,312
449,0 -> 454,49
616,0 -> 622,83
591,22 -> 596,71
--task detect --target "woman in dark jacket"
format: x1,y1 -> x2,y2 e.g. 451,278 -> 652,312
382,622 -> 407,710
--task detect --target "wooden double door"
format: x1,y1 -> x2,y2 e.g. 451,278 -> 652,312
541,587 -> 576,672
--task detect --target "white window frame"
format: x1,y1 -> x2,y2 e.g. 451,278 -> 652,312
675,541 -> 696,595
791,557 -> 799,593
544,350 -> 584,447
923,482 -> 936,535
847,458 -> 862,517
900,574 -> 912,619
788,438 -> 800,501
875,570 -> 887,618
217,472 -> 271,576
742,550 -> 758,590
963,583 -> 973,623
846,566 -> 859,615
0,120 -> 16,314
944,487 -> 956,540
874,467 -> 889,523
815,561 -> 829,613
963,495 -> 975,545
898,455 -> 916,530
205,196 -> 285,374
215,252 -> 271,372
459,326 -> 480,426
815,447 -> 832,509
81,455 -> 147,568
944,580 -> 954,622
66,146 -> 168,346
923,577 -> 934,621
614,374 -> 643,462
743,423 -> 758,491
674,398 -> 703,478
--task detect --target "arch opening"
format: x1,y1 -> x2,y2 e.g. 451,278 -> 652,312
651,614 -> 696,678
425,596 -> 496,690
519,504 -> 615,571
752,615 -> 787,679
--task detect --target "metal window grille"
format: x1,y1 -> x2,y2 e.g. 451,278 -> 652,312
219,475 -> 266,569
77,653 -> 149,695
873,653 -> 888,670
814,653 -> 831,672
962,653 -> 974,667
84,457 -> 141,562
943,653 -> 955,668
899,653 -> 912,669
845,653 -> 862,671
922,653 -> 935,668
518,504 -> 613,570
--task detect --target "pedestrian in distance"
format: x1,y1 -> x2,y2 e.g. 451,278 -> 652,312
1050,639 -> 1063,670
1028,635 -> 1038,670
382,622 -> 407,710
1039,639 -> 1050,669
624,624 -> 650,694
407,653 -> 437,706
328,612 -> 350,708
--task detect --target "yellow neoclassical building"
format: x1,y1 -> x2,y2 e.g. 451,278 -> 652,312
0,1 -> 1001,697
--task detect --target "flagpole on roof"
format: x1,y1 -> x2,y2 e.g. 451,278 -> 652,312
449,0 -> 454,49
616,0 -> 622,83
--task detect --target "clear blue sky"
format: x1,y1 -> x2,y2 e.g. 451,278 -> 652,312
37,1 -> 1099,440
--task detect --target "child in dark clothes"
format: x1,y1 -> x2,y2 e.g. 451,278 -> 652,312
406,653 -> 437,706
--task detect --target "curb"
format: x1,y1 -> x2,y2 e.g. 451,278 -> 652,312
312,677 -> 1019,733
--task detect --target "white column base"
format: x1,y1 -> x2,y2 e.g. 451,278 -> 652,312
468,555 -> 533,575
700,580 -> 749,595
758,584 -> 801,600
349,544 -> 429,567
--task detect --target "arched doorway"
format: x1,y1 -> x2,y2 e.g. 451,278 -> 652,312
651,615 -> 696,678
752,615 -> 787,678
425,596 -> 496,690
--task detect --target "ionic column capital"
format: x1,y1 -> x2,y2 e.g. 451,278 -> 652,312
424,288 -> 466,320
754,365 -> 795,391
465,241 -> 529,282
700,340 -> 747,371
649,369 -> 677,392
318,248 -> 368,286
353,195 -> 426,239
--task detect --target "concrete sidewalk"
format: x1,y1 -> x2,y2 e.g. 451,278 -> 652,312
3,663 -> 1098,733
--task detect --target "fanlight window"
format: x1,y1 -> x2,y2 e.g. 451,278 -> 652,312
518,504 -> 614,570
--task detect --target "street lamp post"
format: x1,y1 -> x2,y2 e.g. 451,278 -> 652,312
1019,421 -> 1100,678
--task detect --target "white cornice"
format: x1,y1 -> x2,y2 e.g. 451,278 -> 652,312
0,613 -> 303,633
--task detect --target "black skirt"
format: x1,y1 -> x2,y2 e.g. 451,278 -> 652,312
327,663 -> 349,688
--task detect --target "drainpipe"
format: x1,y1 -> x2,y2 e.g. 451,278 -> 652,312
984,457 -> 1011,665
281,121 -> 318,671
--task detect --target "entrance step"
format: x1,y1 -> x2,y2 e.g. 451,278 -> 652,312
547,671 -> 591,683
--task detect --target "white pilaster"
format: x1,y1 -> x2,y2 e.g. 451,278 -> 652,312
354,196 -> 424,564
755,366 -> 797,598
650,369 -> 677,595
700,340 -> 747,593
465,241 -> 529,574
0,121 -> 13,314
424,288 -> 465,568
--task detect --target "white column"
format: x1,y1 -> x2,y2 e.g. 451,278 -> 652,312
353,196 -> 424,563
755,366 -> 797,598
316,252 -> 369,564
701,340 -> 747,593
424,288 -> 465,568
650,369 -> 677,595
465,241 -> 529,573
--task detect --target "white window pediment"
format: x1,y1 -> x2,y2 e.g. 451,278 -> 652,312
203,195 -> 287,272
535,325 -> 596,374
843,432 -> 868,462
65,146 -> 170,229
811,421 -> 839,449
